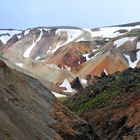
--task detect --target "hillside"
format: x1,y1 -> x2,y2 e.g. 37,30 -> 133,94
0,60 -> 97,140
64,67 -> 140,139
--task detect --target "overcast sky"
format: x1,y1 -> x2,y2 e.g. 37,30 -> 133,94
0,0 -> 140,29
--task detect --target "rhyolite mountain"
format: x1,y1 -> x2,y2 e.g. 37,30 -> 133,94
0,22 -> 140,140
0,22 -> 140,95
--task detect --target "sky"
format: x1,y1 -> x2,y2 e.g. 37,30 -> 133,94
0,0 -> 140,29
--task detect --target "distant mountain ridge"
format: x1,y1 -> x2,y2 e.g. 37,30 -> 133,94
0,21 -> 140,96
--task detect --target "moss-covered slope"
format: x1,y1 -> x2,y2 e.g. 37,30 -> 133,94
64,68 -> 140,115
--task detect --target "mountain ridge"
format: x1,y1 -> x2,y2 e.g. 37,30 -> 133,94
0,21 -> 140,96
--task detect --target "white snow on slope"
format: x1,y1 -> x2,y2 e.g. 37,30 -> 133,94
56,29 -> 81,40
24,30 -> 30,36
23,29 -> 43,58
52,42 -> 60,53
0,36 -> 10,44
23,41 -> 36,58
52,91 -> 67,97
65,65 -> 71,71
124,54 -> 135,68
15,63 -> 23,67
83,51 -> 102,61
59,79 -> 73,92
123,41 -> 140,68
111,31 -> 126,38
47,50 -> 51,53
0,30 -> 21,44
76,37 -> 85,42
52,29 -> 82,53
114,37 -> 136,48
83,53 -> 90,61
86,25 -> 140,38
104,69 -> 108,75
36,56 -> 41,60
81,79 -> 87,84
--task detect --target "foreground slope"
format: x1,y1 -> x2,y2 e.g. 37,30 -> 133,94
0,60 -> 97,140
65,68 -> 140,139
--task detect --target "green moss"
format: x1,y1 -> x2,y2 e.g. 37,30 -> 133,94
64,68 -> 140,116
72,89 -> 120,115
115,75 -> 120,81
136,83 -> 140,88
127,31 -> 140,37
58,96 -> 69,103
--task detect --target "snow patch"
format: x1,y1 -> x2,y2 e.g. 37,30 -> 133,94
65,65 -> 71,71
47,50 -> 51,53
0,36 -> 10,44
111,31 -> 127,38
17,34 -> 22,39
52,42 -> 61,53
36,56 -> 41,60
83,51 -> 101,61
78,61 -> 80,64
124,51 -> 140,68
16,63 -> 23,67
84,26 -> 140,38
52,92 -> 67,97
24,30 -> 30,36
124,54 -> 135,68
52,29 -> 82,53
56,29 -> 81,40
76,37 -> 85,42
114,37 -> 136,48
23,41 -> 36,58
81,79 -> 87,84
0,30 -> 21,44
137,42 -> 140,49
104,69 -> 108,75
59,79 -> 73,92
23,29 -> 43,58
83,53 -> 90,61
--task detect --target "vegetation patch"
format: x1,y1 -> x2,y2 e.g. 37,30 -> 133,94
64,68 -> 140,115
58,96 -> 69,103
127,30 -> 140,37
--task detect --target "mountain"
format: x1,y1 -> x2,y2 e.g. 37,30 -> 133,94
1,22 -> 140,140
0,60 -> 97,140
0,23 -> 140,95
64,67 -> 140,139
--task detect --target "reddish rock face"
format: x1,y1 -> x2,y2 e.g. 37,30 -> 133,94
46,41 -> 91,71
0,60 -> 6,66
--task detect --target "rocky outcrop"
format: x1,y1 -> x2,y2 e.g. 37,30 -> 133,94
5,34 -> 19,48
0,40 -> 3,48
71,77 -> 84,92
